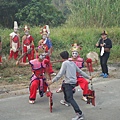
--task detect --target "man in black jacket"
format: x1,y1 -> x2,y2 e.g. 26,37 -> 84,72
96,31 -> 112,78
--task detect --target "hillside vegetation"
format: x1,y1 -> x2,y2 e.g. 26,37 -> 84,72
0,26 -> 120,63
53,0 -> 120,27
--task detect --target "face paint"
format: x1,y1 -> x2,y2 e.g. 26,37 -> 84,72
14,28 -> 18,33
72,51 -> 78,58
42,35 -> 47,39
39,54 -> 46,60
25,31 -> 29,36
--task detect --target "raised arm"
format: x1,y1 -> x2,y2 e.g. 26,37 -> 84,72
16,61 -> 29,66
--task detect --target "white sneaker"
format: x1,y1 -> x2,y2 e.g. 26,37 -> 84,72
51,72 -> 56,76
81,96 -> 87,102
29,100 -> 35,104
60,100 -> 70,107
72,113 -> 84,120
56,87 -> 63,93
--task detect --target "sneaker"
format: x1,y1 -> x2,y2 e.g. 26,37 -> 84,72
56,87 -> 63,93
81,96 -> 87,102
72,113 -> 84,120
29,100 -> 35,104
60,100 -> 70,107
51,72 -> 56,76
100,73 -> 104,77
103,73 -> 108,78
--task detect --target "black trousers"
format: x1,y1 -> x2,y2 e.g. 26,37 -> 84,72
100,52 -> 110,75
62,83 -> 82,115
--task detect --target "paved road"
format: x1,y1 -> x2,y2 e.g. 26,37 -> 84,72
0,78 -> 120,120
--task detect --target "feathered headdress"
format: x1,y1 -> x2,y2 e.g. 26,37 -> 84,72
40,25 -> 50,36
71,42 -> 81,52
24,25 -> 30,32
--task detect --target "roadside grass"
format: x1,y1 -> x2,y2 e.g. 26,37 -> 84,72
51,26 -> 120,62
0,58 -> 31,84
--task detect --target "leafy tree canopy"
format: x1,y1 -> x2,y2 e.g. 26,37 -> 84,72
15,0 -> 66,27
0,0 -> 30,28
0,0 -> 66,28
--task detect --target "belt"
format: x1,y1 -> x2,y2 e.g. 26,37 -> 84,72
24,44 -> 30,47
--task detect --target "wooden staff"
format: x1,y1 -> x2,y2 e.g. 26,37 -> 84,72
86,58 -> 95,106
17,48 -> 32,62
45,62 -> 53,113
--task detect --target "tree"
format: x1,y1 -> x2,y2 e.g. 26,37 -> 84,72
0,0 -> 31,28
52,0 -> 70,16
15,0 -> 66,27
0,0 -> 18,28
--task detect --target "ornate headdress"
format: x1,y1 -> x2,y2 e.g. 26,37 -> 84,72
14,21 -> 18,31
71,43 -> 81,52
24,25 -> 30,32
40,25 -> 50,36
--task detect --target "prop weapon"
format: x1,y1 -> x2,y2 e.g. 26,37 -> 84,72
17,48 -> 32,62
86,58 -> 94,72
86,58 -> 95,106
45,62 -> 53,113
46,86 -> 53,113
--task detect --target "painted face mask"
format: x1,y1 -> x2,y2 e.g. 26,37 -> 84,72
25,31 -> 29,36
14,28 -> 18,33
39,54 -> 46,60
72,51 -> 78,58
42,35 -> 47,39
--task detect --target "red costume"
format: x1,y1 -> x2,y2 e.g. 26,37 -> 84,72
70,43 -> 89,100
29,58 -> 49,101
39,25 -> 55,75
9,21 -> 20,60
22,25 -> 35,63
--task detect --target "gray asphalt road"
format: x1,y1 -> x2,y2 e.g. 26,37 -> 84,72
0,78 -> 120,120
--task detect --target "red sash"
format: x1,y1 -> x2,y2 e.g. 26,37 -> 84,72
33,68 -> 45,78
13,35 -> 19,43
23,38 -> 31,46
